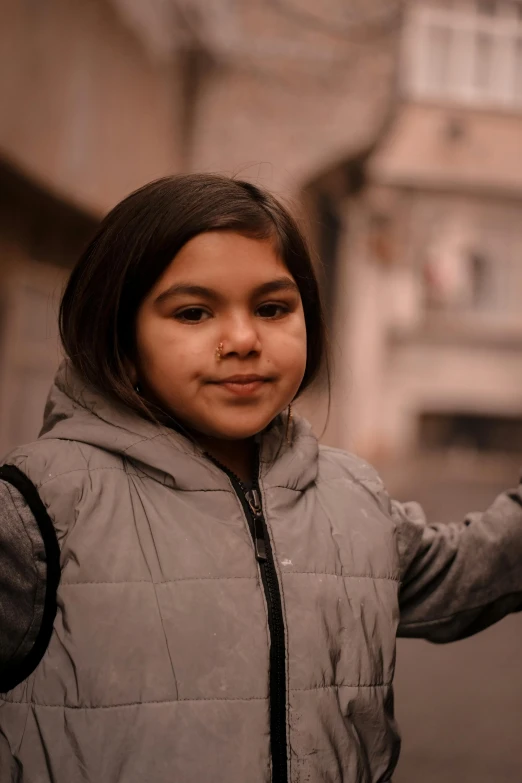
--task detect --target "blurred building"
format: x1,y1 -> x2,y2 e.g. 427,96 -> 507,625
2,0 -> 521,464
316,0 -> 522,460
0,0 -> 186,455
0,0 -> 401,456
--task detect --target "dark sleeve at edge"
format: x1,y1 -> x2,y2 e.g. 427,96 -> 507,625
0,466 -> 60,691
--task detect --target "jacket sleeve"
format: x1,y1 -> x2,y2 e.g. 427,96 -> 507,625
0,479 -> 47,678
395,479 -> 522,642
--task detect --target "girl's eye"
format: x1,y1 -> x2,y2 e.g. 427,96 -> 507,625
257,303 -> 290,319
175,307 -> 210,323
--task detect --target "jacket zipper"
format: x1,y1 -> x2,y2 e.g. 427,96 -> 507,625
206,453 -> 288,783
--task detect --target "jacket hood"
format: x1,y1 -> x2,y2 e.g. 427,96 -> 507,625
38,360 -> 319,492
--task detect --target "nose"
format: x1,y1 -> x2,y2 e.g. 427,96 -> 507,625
221,313 -> 262,359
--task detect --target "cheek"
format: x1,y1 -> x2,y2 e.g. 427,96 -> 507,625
137,323 -> 211,386
289,312 -> 308,355
269,318 -> 307,373
136,318 -> 183,372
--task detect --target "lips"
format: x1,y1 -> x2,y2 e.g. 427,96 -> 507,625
212,375 -> 271,397
216,375 -> 268,384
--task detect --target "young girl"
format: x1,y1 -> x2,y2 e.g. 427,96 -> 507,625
0,174 -> 521,783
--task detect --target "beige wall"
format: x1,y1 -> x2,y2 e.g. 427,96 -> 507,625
108,1 -> 402,196
0,260 -> 66,458
383,332 -> 522,447
0,0 -> 184,215
0,0 -> 401,212
371,102 -> 522,195
191,30 -> 398,195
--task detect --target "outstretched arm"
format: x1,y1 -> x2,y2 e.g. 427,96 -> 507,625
396,481 -> 522,642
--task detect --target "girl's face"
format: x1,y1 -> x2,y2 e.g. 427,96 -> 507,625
132,231 -> 307,441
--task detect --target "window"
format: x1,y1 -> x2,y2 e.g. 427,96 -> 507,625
423,243 -> 498,311
417,201 -> 522,319
419,411 -> 522,453
404,0 -> 522,109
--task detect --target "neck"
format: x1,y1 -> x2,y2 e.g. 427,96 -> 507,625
161,411 -> 258,484
197,435 -> 256,484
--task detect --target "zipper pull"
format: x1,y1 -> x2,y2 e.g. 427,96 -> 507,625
253,525 -> 267,562
246,488 -> 262,516
245,488 -> 267,562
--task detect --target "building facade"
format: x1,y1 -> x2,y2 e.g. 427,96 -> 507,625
318,0 -> 522,459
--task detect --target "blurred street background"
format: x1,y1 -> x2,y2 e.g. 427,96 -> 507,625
1,0 -> 522,779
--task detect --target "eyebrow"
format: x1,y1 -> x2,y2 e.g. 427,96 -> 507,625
154,277 -> 300,305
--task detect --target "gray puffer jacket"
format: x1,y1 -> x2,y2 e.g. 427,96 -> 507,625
1,360 -> 522,783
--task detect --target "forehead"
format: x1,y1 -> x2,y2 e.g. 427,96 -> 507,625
158,231 -> 289,287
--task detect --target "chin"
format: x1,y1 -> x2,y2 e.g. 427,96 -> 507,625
209,413 -> 278,441
213,426 -> 266,441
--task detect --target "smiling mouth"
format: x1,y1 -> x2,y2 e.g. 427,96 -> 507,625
212,376 -> 272,396
215,375 -> 269,384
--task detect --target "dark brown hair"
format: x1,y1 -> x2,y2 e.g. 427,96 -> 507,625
59,173 -> 329,424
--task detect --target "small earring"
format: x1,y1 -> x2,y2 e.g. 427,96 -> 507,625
215,342 -> 224,362
134,383 -> 142,395
285,403 -> 293,445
